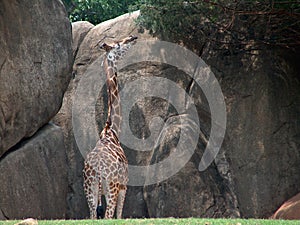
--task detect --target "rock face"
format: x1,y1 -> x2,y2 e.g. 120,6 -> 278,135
272,192 -> 300,220
204,49 -> 300,218
0,0 -> 72,157
54,11 -> 239,218
0,124 -> 68,220
54,11 -> 300,219
52,21 -> 95,219
71,21 -> 94,59
0,1 -> 298,218
120,63 -> 239,218
53,11 -> 152,218
0,0 -> 72,220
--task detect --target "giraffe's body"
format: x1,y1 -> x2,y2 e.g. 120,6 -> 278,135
83,127 -> 128,219
83,36 -> 137,219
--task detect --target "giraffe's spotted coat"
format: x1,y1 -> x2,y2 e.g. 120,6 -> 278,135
83,36 -> 137,219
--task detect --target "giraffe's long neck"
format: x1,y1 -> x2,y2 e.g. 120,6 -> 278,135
103,58 -> 121,137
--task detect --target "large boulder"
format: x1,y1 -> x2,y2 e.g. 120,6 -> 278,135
0,124 -> 68,220
53,11 -> 152,218
71,21 -> 94,59
55,10 -> 300,219
51,20 -> 95,219
120,63 -> 239,218
203,48 -> 300,218
54,11 -> 239,218
0,0 -> 72,157
52,21 -> 95,219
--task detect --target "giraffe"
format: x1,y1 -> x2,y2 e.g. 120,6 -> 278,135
83,35 -> 137,219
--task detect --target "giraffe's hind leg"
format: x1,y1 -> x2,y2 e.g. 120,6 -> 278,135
83,180 -> 98,219
116,184 -> 127,219
104,182 -> 119,219
96,181 -> 105,219
83,165 -> 98,219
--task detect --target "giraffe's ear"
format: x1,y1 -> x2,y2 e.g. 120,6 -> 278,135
99,43 -> 113,52
121,35 -> 138,45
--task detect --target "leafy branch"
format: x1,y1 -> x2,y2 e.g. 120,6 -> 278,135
137,0 -> 300,51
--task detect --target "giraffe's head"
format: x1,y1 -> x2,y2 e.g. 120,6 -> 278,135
99,35 -> 138,62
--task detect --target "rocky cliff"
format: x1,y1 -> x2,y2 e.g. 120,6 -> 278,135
0,0 -> 72,219
0,3 -> 299,220
54,11 -> 300,219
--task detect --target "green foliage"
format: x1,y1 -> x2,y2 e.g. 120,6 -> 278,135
62,0 -> 139,25
136,0 -> 300,51
61,0 -> 299,49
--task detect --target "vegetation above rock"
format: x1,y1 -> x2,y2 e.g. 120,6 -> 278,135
62,0 -> 300,52
62,0 -> 139,25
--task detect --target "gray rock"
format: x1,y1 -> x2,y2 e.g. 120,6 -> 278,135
72,21 -> 94,60
0,208 -> 5,220
52,21 -> 94,219
56,8 -> 239,216
204,48 -> 300,218
0,0 -> 72,157
54,10 -> 300,219
122,63 -> 239,218
0,124 -> 68,219
53,11 -> 153,218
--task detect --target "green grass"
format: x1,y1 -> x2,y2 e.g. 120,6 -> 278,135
1,218 -> 300,225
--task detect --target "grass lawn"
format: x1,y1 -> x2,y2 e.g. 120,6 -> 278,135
1,218 -> 300,225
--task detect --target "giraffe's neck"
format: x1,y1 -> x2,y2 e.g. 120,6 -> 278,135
103,58 -> 121,137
